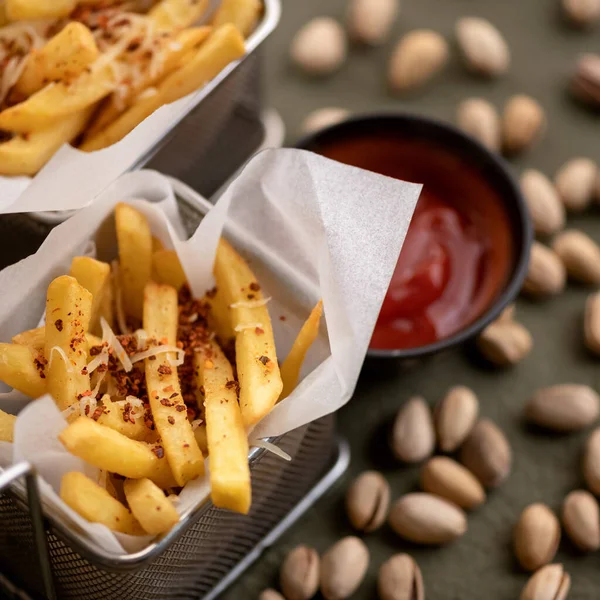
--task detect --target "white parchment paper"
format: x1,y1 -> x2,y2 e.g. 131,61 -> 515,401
0,148 -> 421,554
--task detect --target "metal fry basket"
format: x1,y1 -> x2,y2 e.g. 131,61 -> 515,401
0,185 -> 350,600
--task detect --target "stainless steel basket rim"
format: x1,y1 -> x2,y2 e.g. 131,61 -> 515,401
29,0 -> 281,226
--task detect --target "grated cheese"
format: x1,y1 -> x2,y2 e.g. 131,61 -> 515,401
90,370 -> 106,400
133,328 -> 148,349
47,346 -> 74,372
230,297 -> 272,309
86,349 -> 109,374
129,344 -> 185,366
190,418 -> 203,431
252,440 -> 292,462
101,316 -> 133,372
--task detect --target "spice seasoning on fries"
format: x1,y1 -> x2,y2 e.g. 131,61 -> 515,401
0,0 -> 262,176
0,202 -> 323,539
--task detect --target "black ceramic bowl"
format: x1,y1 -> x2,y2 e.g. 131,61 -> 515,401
297,113 -> 532,360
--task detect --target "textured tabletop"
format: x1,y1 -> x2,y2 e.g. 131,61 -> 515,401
223,0 -> 600,598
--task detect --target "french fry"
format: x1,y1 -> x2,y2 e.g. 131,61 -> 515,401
14,23 -> 99,98
123,478 -> 180,535
80,24 -> 245,152
195,340 -> 250,513
96,396 -> 158,442
61,471 -> 144,535
59,417 -> 177,489
212,0 -> 262,37
0,343 -> 46,398
0,63 -> 116,133
143,282 -> 204,486
84,26 -> 212,138
0,108 -> 93,176
12,327 -> 101,354
214,239 -> 282,427
115,203 -> 152,321
99,277 -> 114,329
152,236 -> 165,253
149,0 -> 210,32
69,256 -> 111,335
5,0 -> 77,21
45,276 -> 92,412
279,300 -> 323,400
0,409 -> 16,443
152,249 -> 187,290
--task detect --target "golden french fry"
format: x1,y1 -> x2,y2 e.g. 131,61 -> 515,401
115,203 -> 152,321
279,300 -> 323,400
5,0 -> 76,21
0,63 -> 115,133
0,108 -> 93,176
69,256 -> 111,336
61,471 -> 144,535
205,287 -> 235,343
96,396 -> 157,442
212,0 -> 262,37
214,239 -> 282,427
195,340 -> 250,513
80,24 -> 245,152
0,343 -> 46,398
85,26 -> 212,139
12,327 -> 100,354
0,409 -> 16,443
149,0 -> 210,31
143,282 -> 204,486
123,478 -> 180,535
59,417 -> 177,489
14,23 -> 99,98
98,277 -> 114,329
45,276 -> 92,411
152,249 -> 187,290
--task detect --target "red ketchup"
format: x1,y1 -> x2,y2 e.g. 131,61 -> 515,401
311,131 -> 514,351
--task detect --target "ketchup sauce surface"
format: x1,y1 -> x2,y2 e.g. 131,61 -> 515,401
314,131 -> 514,350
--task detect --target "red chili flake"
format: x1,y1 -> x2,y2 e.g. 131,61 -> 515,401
183,443 -> 189,448
205,287 -> 217,299
89,345 -> 103,356
279,315 -> 286,321
54,319 -> 63,332
249,282 -> 260,292
96,363 -> 108,374
158,365 -> 172,375
163,385 -> 174,393
152,446 -> 164,459
91,407 -> 104,421
81,367 -> 88,375
258,356 -> 270,366
149,355 -> 156,360
169,392 -> 178,399
168,416 -> 175,425
81,390 -> 93,397
247,294 -> 255,300
160,399 -> 172,407
176,405 -> 186,412
255,327 -> 264,335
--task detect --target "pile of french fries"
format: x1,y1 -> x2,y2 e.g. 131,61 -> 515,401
0,0 -> 262,176
0,202 -> 323,537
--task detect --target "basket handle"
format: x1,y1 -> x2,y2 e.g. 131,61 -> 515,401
0,462 -> 56,600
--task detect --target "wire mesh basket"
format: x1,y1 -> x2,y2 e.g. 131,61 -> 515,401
0,182 -> 349,600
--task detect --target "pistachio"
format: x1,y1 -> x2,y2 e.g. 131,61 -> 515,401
583,427 -> 600,495
456,97 -> 501,152
514,503 -> 561,571
520,170 -> 565,236
455,17 -> 510,77
391,396 -> 435,463
388,30 -> 449,91
562,0 -> 600,27
388,492 -> 467,545
291,18 -> 347,76
552,229 -> 600,285
345,470 -> 390,532
378,554 -> 424,600
420,456 -> 486,510
520,564 -> 571,600
584,292 -> 600,355
571,53 -> 600,108
259,590 -> 285,600
320,536 -> 369,600
522,242 -> 566,298
435,385 -> 479,453
477,321 -> 533,367
554,158 -> 598,212
346,0 -> 399,45
525,384 -> 600,432
561,490 -> 600,552
502,95 -> 545,155
460,419 -> 512,488
280,545 -> 320,600
302,108 -> 350,135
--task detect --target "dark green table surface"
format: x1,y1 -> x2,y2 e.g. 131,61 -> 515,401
223,1 -> 600,598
